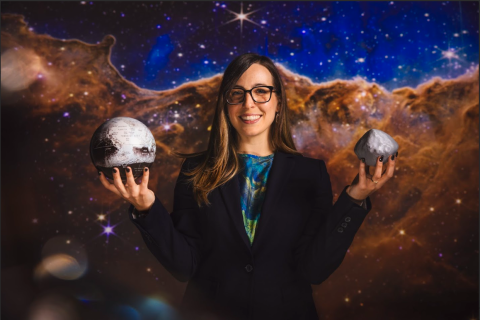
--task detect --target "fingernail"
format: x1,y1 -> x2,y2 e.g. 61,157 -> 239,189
396,151 -> 398,157
379,156 -> 384,162
144,167 -> 148,172
361,158 -> 365,163
126,167 -> 130,173
113,168 -> 117,173
98,171 -> 101,175
391,155 -> 395,161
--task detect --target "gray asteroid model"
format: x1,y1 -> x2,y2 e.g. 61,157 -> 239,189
354,129 -> 399,166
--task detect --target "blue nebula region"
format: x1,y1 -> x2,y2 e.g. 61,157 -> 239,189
145,35 -> 174,82
1,1 -> 478,91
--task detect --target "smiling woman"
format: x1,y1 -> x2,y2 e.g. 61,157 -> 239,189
100,53 -> 394,320
169,53 -> 301,208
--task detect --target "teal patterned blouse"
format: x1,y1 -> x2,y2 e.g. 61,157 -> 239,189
237,153 -> 275,246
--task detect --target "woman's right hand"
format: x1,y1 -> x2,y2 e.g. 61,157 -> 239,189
99,166 -> 155,212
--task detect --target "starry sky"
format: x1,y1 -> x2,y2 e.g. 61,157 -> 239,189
1,2 -> 479,320
2,1 -> 478,91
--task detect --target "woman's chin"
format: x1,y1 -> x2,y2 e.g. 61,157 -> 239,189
236,128 -> 271,139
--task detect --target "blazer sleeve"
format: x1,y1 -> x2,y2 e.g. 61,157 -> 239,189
128,157 -> 202,282
295,159 -> 372,285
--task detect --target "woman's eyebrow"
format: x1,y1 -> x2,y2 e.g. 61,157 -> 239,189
233,83 -> 270,89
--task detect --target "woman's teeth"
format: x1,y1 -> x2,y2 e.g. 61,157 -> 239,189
240,115 -> 261,120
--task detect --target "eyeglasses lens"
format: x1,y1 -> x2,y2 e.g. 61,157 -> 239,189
227,87 -> 272,104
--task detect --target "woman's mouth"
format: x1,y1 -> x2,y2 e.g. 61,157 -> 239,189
239,115 -> 262,124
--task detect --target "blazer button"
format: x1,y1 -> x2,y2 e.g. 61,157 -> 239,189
344,217 -> 352,222
245,264 -> 254,273
337,227 -> 344,233
341,222 -> 347,228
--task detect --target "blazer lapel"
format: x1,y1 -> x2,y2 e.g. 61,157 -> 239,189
219,151 -> 295,253
252,151 -> 294,250
219,169 -> 252,253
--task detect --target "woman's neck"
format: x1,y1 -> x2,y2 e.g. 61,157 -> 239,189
236,134 -> 275,157
237,144 -> 275,157
237,150 -> 274,157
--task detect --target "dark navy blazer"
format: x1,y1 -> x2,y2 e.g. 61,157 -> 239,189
128,150 -> 372,320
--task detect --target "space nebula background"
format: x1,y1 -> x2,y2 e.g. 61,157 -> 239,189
1,1 -> 479,320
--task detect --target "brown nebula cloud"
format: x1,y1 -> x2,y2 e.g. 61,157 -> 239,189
1,14 -> 478,320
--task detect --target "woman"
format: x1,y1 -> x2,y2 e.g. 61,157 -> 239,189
99,53 -> 396,320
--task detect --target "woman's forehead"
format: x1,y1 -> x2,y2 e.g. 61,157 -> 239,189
235,64 -> 274,86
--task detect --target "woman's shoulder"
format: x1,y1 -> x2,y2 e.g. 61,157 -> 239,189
186,152 -> 208,163
178,151 -> 208,172
280,151 -> 325,166
289,153 -> 330,178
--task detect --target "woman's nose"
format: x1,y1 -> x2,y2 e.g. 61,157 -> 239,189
243,91 -> 256,107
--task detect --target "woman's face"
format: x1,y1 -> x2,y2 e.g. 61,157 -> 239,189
226,63 -> 280,144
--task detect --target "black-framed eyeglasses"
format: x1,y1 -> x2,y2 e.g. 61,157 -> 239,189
225,86 -> 277,105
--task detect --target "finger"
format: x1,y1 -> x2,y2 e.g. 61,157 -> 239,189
374,157 -> 394,189
112,167 -> 129,197
359,158 -> 367,184
373,156 -> 384,180
384,153 -> 396,178
125,166 -> 138,194
98,172 -> 122,197
140,167 -> 150,191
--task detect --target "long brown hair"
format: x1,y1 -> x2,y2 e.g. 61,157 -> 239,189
172,53 -> 301,207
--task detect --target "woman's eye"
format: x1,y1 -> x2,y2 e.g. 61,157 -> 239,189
231,90 -> 243,96
254,89 -> 267,94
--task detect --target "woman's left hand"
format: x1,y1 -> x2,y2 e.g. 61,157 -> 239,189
346,153 -> 397,201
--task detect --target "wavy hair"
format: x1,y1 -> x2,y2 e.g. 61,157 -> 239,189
172,53 -> 301,207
